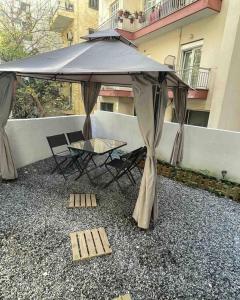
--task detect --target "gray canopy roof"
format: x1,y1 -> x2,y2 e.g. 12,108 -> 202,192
0,29 -> 187,87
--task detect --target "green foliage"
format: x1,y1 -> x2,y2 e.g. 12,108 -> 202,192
0,0 -> 66,118
12,79 -> 70,119
0,30 -> 28,62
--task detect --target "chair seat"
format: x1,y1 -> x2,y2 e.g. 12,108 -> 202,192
107,158 -> 127,169
56,151 -> 79,158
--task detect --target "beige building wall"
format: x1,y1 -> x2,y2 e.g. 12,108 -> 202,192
137,4 -> 230,115
98,96 -> 134,115
52,0 -> 99,115
99,0 -> 240,130
208,0 -> 240,131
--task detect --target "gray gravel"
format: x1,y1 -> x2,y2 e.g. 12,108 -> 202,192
0,157 -> 240,300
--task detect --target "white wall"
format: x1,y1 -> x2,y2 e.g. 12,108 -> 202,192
6,115 -> 86,168
94,111 -> 240,183
6,111 -> 240,183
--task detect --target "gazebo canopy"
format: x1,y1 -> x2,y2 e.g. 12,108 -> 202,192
0,29 -> 186,87
0,29 -> 188,229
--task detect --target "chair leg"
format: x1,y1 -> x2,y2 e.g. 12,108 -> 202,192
127,170 -> 136,185
51,157 -> 67,174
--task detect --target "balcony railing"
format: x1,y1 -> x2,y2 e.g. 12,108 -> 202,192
177,67 -> 210,89
98,0 -> 198,32
52,0 -> 74,15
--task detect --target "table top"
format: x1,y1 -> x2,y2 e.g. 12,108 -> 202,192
68,138 -> 127,155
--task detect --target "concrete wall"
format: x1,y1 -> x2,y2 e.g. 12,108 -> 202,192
6,115 -> 86,169
6,112 -> 240,183
94,111 -> 240,183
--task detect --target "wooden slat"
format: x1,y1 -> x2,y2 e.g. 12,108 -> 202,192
70,227 -> 111,262
91,194 -> 97,207
75,194 -> 80,207
122,295 -> 131,300
69,233 -> 80,261
98,227 -> 112,254
69,194 -> 75,208
91,228 -> 105,255
113,295 -> 131,300
80,194 -> 86,207
84,230 -> 96,257
78,231 -> 89,259
86,194 -> 91,207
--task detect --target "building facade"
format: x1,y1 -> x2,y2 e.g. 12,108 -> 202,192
97,0 -> 240,131
50,0 -> 99,114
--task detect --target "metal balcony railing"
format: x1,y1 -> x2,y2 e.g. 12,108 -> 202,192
177,67 -> 210,89
98,0 -> 198,32
52,0 -> 74,15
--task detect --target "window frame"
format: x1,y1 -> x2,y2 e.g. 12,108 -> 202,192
100,102 -> 114,112
89,0 -> 99,10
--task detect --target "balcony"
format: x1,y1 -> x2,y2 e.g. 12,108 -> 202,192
100,67 -> 210,100
177,67 -> 210,89
98,0 -> 222,41
50,1 -> 74,33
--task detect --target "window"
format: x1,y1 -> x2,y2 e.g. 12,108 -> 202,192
100,102 -> 113,112
180,41 -> 203,88
89,0 -> 99,10
110,0 -> 119,28
187,110 -> 209,127
172,109 -> 209,127
88,28 -> 95,34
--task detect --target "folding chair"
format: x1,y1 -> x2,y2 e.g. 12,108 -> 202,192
66,130 -> 97,167
66,130 -> 85,144
46,134 -> 82,180
119,146 -> 146,176
103,147 -> 145,191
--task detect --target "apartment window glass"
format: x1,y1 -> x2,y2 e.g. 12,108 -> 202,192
111,0 -> 119,15
110,0 -> 119,28
181,41 -> 203,88
172,109 -> 209,127
89,0 -> 99,10
88,28 -> 95,34
100,102 -> 113,112
187,110 -> 209,127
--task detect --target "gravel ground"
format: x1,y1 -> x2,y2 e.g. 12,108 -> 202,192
0,157 -> 240,300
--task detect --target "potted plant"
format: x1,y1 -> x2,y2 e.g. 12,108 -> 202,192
123,10 -> 130,18
129,14 -> 134,24
118,9 -> 123,17
138,11 -> 145,23
134,11 -> 139,19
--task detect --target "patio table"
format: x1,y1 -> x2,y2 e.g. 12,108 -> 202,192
68,138 -> 127,181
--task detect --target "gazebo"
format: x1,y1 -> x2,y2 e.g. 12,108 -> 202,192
0,29 -> 188,229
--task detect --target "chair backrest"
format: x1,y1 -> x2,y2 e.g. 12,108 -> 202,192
66,130 -> 85,144
46,134 -> 68,155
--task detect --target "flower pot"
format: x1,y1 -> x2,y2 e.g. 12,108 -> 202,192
118,9 -> 123,17
123,10 -> 130,18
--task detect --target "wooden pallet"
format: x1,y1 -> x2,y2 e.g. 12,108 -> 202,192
113,295 -> 132,300
69,227 -> 112,262
68,193 -> 97,208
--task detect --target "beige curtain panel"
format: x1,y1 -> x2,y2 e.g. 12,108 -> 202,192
132,75 -> 168,229
81,81 -> 101,140
0,73 -> 18,180
170,87 -> 188,166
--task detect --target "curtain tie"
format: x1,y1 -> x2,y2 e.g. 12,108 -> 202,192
147,148 -> 155,158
